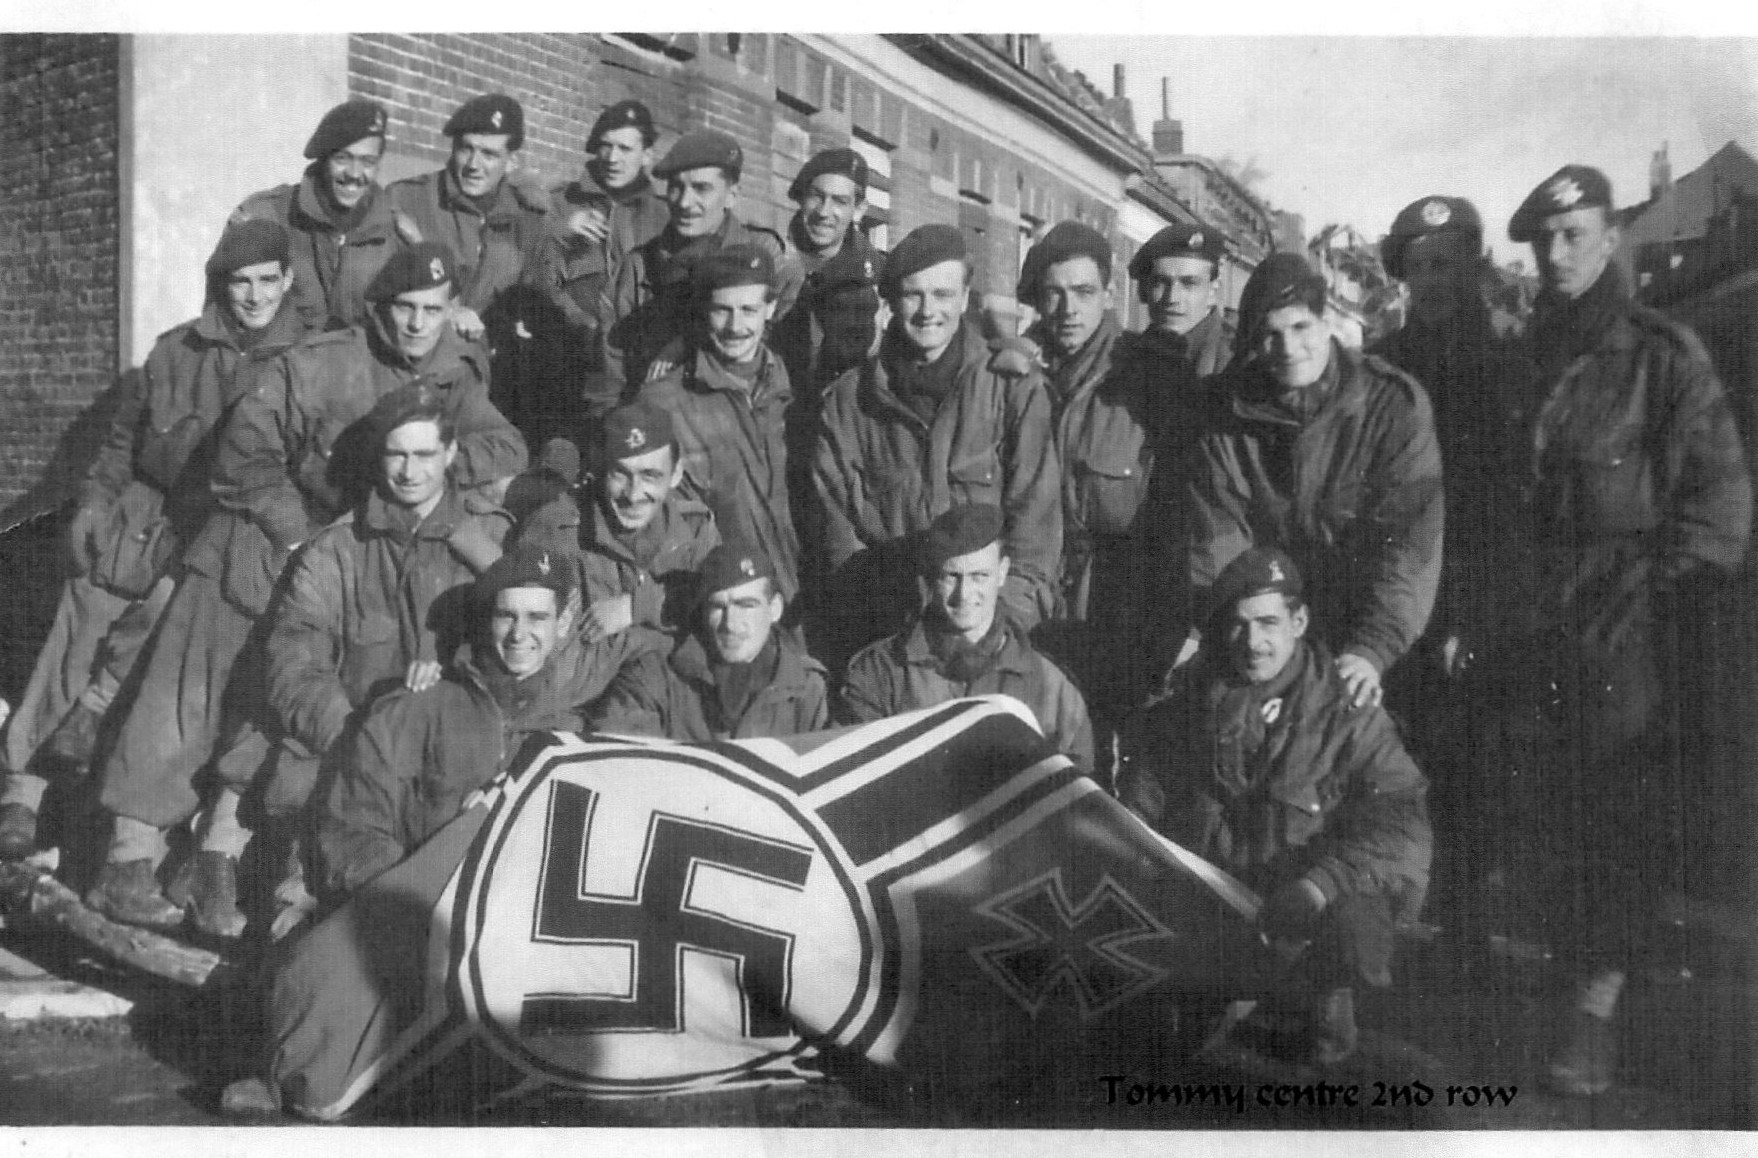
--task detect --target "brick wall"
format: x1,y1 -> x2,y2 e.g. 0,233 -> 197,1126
0,34 -> 120,526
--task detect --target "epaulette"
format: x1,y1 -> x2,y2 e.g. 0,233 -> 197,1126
229,183 -> 295,225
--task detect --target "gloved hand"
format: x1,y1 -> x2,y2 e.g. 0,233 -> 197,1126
66,504 -> 104,574
1260,878 -> 1328,943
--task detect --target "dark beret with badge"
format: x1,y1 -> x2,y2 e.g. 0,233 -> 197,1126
1509,164 -> 1614,242
880,223 -> 967,299
205,218 -> 290,280
587,99 -> 656,151
444,93 -> 524,151
1016,221 -> 1113,301
696,542 -> 779,602
692,244 -> 775,299
601,400 -> 677,462
1236,252 -> 1327,337
1127,222 -> 1226,280
919,503 -> 1005,574
788,148 -> 869,202
1209,546 -> 1303,623
365,241 -> 457,302
364,383 -> 448,449
475,542 -> 575,605
653,129 -> 744,182
1381,196 -> 1483,278
304,98 -> 388,161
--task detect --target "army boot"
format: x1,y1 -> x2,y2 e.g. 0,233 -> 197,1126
86,858 -> 185,930
186,850 -> 247,939
1311,986 -> 1360,1067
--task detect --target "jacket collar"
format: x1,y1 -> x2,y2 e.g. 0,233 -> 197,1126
192,296 -> 309,352
666,629 -> 823,690
438,167 -> 544,219
358,484 -> 468,539
1227,340 -> 1351,428
686,344 -> 786,399
899,615 -> 1033,676
291,169 -> 389,234
366,314 -> 482,379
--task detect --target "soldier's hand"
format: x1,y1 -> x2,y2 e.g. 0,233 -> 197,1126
404,660 -> 443,693
1334,652 -> 1383,709
65,504 -> 103,574
1259,878 -> 1328,959
581,593 -> 634,643
452,307 -> 486,342
566,208 -> 610,245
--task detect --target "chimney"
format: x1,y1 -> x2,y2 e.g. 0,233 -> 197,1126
1114,63 -> 1125,99
1151,76 -> 1183,158
1650,141 -> 1673,199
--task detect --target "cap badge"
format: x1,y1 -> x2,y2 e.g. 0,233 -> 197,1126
1188,231 -> 1205,249
1262,698 -> 1284,725
1549,177 -> 1584,209
537,552 -> 552,575
490,109 -> 503,130
1267,560 -> 1285,583
428,257 -> 445,283
1421,200 -> 1452,227
625,426 -> 647,450
739,558 -> 756,577
863,259 -> 873,279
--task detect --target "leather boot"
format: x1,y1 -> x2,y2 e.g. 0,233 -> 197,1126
187,850 -> 248,939
0,803 -> 37,861
1311,986 -> 1360,1066
86,858 -> 185,930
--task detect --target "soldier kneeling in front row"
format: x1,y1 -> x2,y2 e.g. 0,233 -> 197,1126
1117,547 -> 1432,1066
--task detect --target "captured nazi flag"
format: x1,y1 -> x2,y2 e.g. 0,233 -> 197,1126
270,696 -> 1264,1120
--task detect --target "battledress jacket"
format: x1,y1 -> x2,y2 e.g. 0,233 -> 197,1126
232,171 -> 406,331
590,632 -> 830,742
386,168 -> 550,319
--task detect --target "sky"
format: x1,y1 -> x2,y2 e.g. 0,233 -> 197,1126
1050,35 -> 1758,258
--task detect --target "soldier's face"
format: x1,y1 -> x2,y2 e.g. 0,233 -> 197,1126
379,419 -> 456,512
1401,232 -> 1479,324
601,443 -> 682,534
1532,206 -> 1619,300
798,174 -> 864,253
1140,256 -> 1218,336
1258,304 -> 1331,389
703,576 -> 783,665
591,126 -> 652,192
1226,591 -> 1307,684
892,260 -> 970,361
667,167 -> 736,238
704,283 -> 775,365
225,260 -> 294,331
383,283 -> 456,361
324,135 -> 383,209
450,132 -> 513,199
1036,256 -> 1111,358
931,541 -> 1010,643
491,587 -> 561,680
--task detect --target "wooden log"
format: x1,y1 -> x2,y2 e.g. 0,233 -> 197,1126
0,861 -> 228,988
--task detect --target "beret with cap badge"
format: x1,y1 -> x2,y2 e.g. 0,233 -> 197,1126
304,99 -> 388,161
1509,164 -> 1613,243
444,94 -> 525,151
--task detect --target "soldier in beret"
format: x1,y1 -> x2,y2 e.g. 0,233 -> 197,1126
1117,547 -> 1432,1068
1173,252 -> 1444,715
1128,221 -> 1234,377
636,244 -> 802,605
512,400 -> 719,646
814,223 -> 1063,667
839,503 -> 1092,772
607,128 -> 804,389
316,543 -> 610,904
1472,166 -> 1752,1096
231,99 -> 408,330
773,148 -> 886,391
388,94 -> 550,362
0,221 -> 314,866
534,99 -> 671,438
84,241 -> 526,931
591,543 -> 828,742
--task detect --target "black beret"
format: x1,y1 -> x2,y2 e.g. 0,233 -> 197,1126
1209,546 -> 1303,622
205,219 -> 290,280
476,543 -> 574,606
304,99 -> 388,161
365,241 -> 457,302
444,94 -> 524,151
880,224 -> 967,298
696,542 -> 778,601
1382,196 -> 1483,278
692,244 -> 775,298
364,383 -> 448,447
653,129 -> 743,181
587,99 -> 656,151
919,503 -> 1005,573
1509,165 -> 1614,242
601,400 -> 676,462
1237,252 -> 1327,336
1017,221 -> 1113,301
1127,222 -> 1226,279
788,148 -> 869,202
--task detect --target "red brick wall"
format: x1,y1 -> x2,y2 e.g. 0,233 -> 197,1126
0,34 -> 121,526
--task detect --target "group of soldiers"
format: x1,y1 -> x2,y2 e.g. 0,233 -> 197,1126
0,85 -> 1752,1104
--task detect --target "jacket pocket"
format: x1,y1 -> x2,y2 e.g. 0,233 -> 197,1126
1576,436 -> 1657,533
1075,437 -> 1150,537
946,443 -> 1002,503
1271,779 -> 1326,848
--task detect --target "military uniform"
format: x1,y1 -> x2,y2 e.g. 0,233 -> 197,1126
591,631 -> 829,742
233,176 -> 405,332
